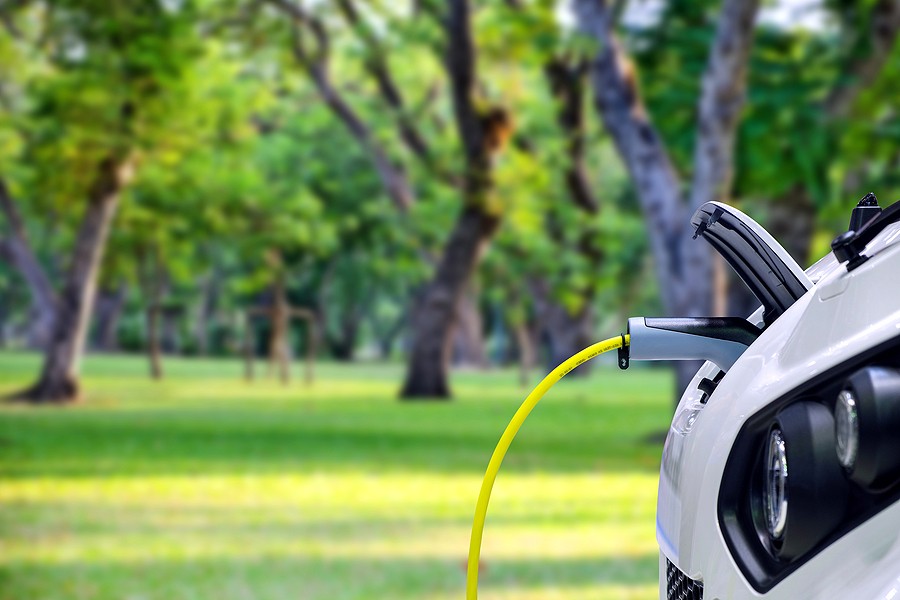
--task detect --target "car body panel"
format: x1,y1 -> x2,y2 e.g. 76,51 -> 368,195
657,221 -> 900,599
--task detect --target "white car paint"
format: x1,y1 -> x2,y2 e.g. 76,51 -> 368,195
657,221 -> 900,599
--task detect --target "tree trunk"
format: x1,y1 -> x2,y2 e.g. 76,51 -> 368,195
269,273 -> 290,385
160,308 -> 180,354
0,286 -> 8,348
21,156 -> 133,403
765,185 -> 816,267
325,302 -> 362,361
92,283 -> 126,351
194,269 -> 218,356
513,321 -> 536,387
401,207 -> 500,398
244,311 -> 255,382
530,279 -> 596,375
541,303 -> 595,375
401,0 -> 505,398
574,0 -> 760,405
372,310 -> 405,360
451,286 -> 488,368
146,304 -> 163,380
0,179 -> 57,349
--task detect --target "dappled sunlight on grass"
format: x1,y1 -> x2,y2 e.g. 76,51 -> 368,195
0,352 -> 670,599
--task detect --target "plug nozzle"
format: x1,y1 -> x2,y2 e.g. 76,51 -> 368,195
625,317 -> 761,372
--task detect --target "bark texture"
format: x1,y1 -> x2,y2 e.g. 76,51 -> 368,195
22,156 -> 133,402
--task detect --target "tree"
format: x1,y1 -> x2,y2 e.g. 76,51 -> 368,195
572,0 -> 761,396
400,0 -> 513,397
0,0 -> 203,402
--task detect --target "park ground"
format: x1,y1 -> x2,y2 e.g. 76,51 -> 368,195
0,353 -> 671,600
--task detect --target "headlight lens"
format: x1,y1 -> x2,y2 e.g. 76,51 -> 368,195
838,366 -> 900,489
753,402 -> 848,560
835,389 -> 859,470
765,428 -> 788,540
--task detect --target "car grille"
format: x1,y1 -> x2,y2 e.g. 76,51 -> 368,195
666,558 -> 703,600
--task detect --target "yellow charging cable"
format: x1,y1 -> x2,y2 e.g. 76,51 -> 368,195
466,334 -> 629,600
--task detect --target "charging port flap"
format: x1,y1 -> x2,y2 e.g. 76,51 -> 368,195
692,202 -> 812,325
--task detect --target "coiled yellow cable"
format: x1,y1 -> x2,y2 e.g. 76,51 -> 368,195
466,334 -> 629,600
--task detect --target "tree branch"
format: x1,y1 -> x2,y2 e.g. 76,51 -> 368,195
335,0 -> 431,158
688,0 -> 761,210
825,0 -> 900,119
544,57 -> 599,214
0,177 -> 56,313
446,0 -> 491,200
573,0 -> 683,250
265,0 -> 415,213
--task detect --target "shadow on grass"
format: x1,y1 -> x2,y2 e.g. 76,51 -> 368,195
0,553 -> 659,599
0,405 -> 666,479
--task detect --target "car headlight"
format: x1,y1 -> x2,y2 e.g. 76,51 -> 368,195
834,389 -> 858,470
720,342 -> 900,593
764,429 -> 788,540
756,402 -> 848,560
836,366 -> 900,489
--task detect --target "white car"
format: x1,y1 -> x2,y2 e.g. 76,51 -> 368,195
650,195 -> 900,599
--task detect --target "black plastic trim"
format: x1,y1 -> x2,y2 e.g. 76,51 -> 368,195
832,199 -> 900,271
692,204 -> 809,325
644,317 -> 761,347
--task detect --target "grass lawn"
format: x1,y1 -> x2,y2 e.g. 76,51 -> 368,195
0,352 -> 672,600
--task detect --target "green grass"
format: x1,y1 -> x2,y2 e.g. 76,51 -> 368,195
0,352 -> 671,600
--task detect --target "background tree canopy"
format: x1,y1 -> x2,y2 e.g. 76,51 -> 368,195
1,0 -> 898,401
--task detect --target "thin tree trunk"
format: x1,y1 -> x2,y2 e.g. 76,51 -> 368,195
451,286 -> 488,368
92,283 -> 126,351
269,273 -> 290,385
765,185 -> 817,267
194,268 -> 218,356
160,308 -> 180,354
513,321 -> 536,387
21,156 -> 133,403
304,315 -> 315,385
542,304 -> 594,374
146,304 -> 163,379
324,299 -> 363,362
244,311 -> 255,382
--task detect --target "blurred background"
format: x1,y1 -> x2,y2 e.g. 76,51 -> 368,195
1,0 -> 898,598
